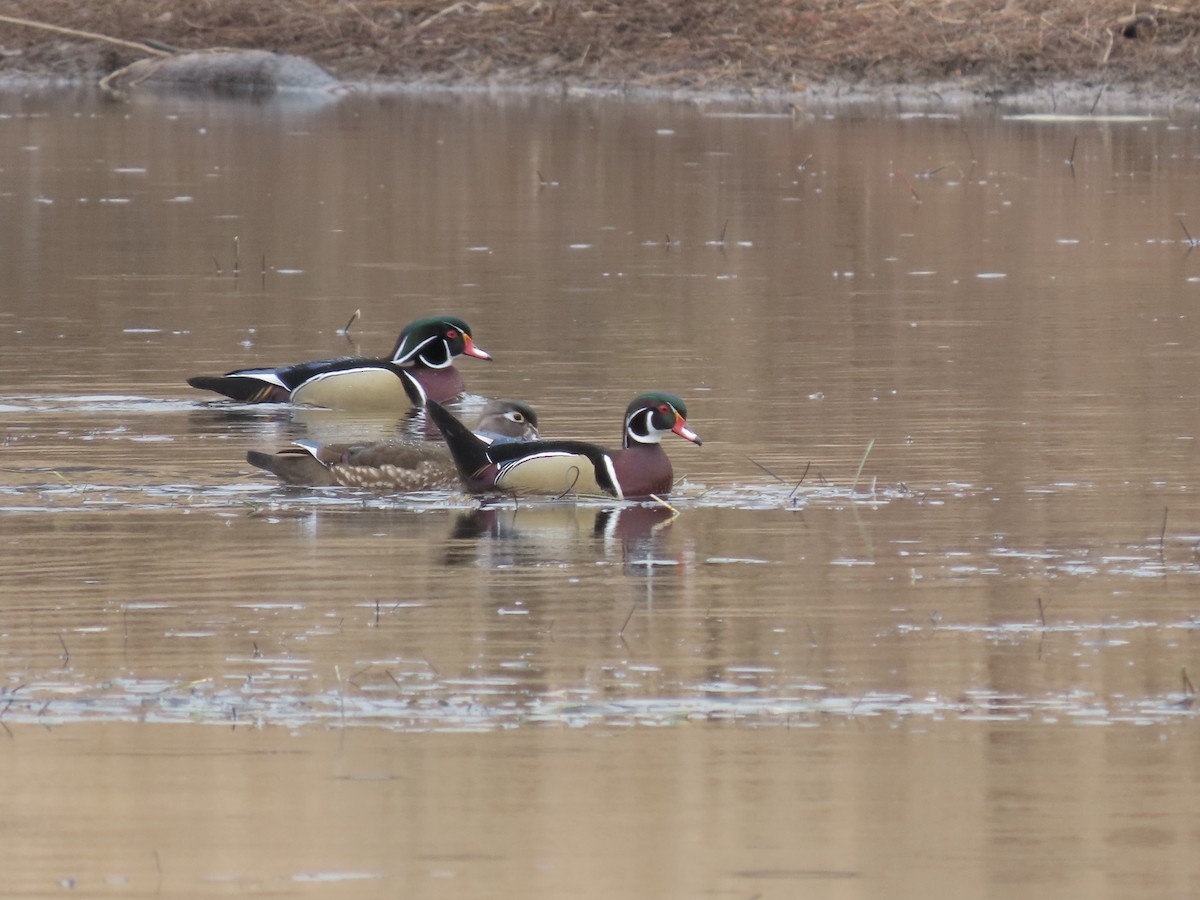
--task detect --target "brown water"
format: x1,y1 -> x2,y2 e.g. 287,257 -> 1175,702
2,86 -> 1199,898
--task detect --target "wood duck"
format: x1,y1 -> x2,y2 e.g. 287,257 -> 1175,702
245,399 -> 538,489
188,316 -> 491,410
427,392 -> 701,500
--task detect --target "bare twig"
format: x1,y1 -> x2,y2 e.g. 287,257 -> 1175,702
412,1 -> 471,34
0,13 -> 173,56
552,466 -> 582,500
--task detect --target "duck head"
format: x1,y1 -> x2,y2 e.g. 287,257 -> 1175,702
476,399 -> 540,442
391,316 -> 492,368
623,392 -> 702,449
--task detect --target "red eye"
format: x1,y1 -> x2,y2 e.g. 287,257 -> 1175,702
446,329 -> 459,339
658,404 -> 671,413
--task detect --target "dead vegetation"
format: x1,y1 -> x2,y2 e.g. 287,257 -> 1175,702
2,1 -> 1200,94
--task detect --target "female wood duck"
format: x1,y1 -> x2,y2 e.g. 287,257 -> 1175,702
188,316 -> 491,410
245,400 -> 539,489
426,392 -> 701,500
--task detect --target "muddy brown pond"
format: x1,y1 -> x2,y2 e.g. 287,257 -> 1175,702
2,85 -> 1199,898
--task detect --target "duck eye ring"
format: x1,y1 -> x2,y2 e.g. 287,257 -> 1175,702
446,329 -> 459,339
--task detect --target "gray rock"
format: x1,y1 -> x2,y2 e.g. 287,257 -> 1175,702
107,50 -> 338,93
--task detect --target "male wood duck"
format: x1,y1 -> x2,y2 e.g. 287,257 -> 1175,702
188,316 -> 491,410
427,392 -> 701,500
245,400 -> 539,489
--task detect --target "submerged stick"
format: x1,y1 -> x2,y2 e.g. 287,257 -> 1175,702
893,170 -> 921,203
335,664 -> 346,744
1179,216 -> 1197,247
745,456 -> 787,483
1036,596 -> 1047,628
339,308 -> 361,336
619,603 -> 637,638
851,439 -> 875,492
648,493 -> 679,516
787,461 -> 812,501
1160,506 -> 1169,563
1067,136 -> 1078,167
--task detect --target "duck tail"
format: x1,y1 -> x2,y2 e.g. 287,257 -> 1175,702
189,375 -> 288,403
246,446 -> 337,486
426,399 -> 491,481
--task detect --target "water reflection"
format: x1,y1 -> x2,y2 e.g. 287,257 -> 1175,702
5,86 -> 1200,898
447,503 -> 677,571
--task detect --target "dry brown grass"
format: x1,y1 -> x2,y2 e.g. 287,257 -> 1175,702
2,1 -> 1199,92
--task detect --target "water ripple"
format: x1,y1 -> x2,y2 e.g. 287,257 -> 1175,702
1,677 -> 1193,732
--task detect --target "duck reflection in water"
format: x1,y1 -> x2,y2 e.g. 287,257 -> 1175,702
445,503 -> 678,571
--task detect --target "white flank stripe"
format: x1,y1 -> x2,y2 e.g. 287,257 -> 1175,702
603,456 -> 622,500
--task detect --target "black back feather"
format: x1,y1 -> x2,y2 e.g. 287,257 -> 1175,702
426,400 -> 493,479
